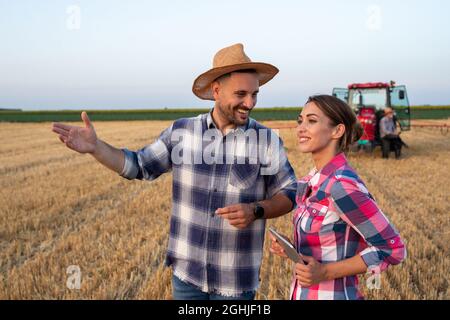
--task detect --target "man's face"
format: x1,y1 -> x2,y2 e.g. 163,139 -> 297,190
385,108 -> 394,118
212,72 -> 259,126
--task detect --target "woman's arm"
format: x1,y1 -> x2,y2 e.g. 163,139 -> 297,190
330,177 -> 406,271
322,255 -> 367,280
295,176 -> 406,287
294,254 -> 367,287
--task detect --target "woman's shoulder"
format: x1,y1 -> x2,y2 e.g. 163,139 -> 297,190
333,164 -> 360,183
328,163 -> 370,196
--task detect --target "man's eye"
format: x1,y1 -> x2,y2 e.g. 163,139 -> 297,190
297,119 -> 302,124
309,119 -> 317,123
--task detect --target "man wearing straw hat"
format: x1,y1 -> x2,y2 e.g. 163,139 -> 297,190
52,43 -> 297,300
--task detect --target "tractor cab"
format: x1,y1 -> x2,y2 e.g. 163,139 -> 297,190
332,81 -> 410,151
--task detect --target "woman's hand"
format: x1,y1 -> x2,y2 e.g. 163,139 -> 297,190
269,233 -> 290,259
294,255 -> 328,287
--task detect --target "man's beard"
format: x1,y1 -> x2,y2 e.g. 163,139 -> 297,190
217,103 -> 250,126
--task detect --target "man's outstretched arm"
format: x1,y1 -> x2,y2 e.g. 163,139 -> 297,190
91,139 -> 125,174
52,111 -> 174,180
52,111 -> 125,174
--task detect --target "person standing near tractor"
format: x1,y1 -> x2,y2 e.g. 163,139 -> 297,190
379,107 -> 403,159
51,43 -> 297,300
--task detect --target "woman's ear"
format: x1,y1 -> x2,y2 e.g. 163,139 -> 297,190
332,124 -> 346,139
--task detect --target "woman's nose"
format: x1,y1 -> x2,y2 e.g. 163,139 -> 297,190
296,121 -> 306,133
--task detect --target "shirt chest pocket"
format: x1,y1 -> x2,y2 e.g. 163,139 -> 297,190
229,163 -> 260,190
300,202 -> 330,233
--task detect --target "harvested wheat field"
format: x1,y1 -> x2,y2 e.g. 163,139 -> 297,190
0,119 -> 449,300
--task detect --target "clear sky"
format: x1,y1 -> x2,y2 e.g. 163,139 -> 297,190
1,0 -> 449,110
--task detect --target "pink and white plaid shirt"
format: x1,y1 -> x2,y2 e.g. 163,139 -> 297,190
290,152 -> 406,300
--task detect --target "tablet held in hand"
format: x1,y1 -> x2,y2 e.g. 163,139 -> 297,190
269,227 -> 304,264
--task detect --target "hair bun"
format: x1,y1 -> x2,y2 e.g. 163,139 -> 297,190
351,120 -> 364,144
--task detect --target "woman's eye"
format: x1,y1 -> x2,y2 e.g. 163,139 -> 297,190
309,119 -> 317,123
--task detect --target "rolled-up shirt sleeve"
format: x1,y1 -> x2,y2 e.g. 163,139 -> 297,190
330,178 -> 406,272
120,124 -> 173,181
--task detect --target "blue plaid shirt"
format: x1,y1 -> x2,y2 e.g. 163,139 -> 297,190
120,111 -> 297,296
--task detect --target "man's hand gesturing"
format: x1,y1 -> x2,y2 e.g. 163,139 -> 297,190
216,203 -> 256,229
52,111 -> 98,154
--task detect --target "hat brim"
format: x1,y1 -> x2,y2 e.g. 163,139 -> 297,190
192,62 -> 279,101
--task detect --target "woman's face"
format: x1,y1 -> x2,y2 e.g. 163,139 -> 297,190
296,102 -> 338,154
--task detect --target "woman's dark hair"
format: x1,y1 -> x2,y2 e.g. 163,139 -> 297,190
305,95 -> 364,153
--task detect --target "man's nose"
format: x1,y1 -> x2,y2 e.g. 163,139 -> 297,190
242,95 -> 256,109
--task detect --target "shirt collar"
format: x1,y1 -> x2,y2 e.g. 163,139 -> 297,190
308,152 -> 348,187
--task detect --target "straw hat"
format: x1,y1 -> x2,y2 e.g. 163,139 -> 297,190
192,43 -> 279,100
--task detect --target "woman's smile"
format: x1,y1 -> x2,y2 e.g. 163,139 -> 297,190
298,136 -> 311,143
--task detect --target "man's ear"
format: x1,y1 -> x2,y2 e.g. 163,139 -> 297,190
211,81 -> 220,100
332,124 -> 346,139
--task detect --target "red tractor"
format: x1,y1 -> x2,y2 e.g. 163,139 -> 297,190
332,81 -> 411,152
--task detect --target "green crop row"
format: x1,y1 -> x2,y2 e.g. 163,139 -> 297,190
0,106 -> 449,122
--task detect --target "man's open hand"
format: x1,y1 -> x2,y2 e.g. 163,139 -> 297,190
52,111 -> 98,154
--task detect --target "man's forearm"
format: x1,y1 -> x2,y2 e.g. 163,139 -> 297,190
90,139 -> 125,174
258,193 -> 294,219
